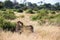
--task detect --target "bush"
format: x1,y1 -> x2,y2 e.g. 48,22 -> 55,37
30,9 -> 60,25
1,8 -> 6,11
30,9 -> 51,25
0,18 -> 16,32
31,9 -> 49,20
0,17 -> 5,28
37,9 -> 48,16
0,10 -> 16,32
13,9 -> 17,11
2,11 -> 16,20
54,14 -> 60,23
33,7 -> 39,11
17,9 -> 23,13
26,9 -> 34,14
0,16 -> 16,32
2,21 -> 16,32
30,15 -> 38,21
51,11 -> 56,14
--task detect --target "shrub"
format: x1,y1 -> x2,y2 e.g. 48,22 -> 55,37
31,9 -> 49,20
31,9 -> 51,25
0,16 -> 16,32
0,17 -> 5,28
33,7 -> 39,11
1,8 -> 6,11
48,14 -> 60,25
30,15 -> 38,21
54,14 -> 60,23
17,9 -> 23,13
31,9 -> 60,25
51,11 -> 56,14
0,10 -> 16,32
2,11 -> 16,20
37,9 -> 49,16
13,9 -> 17,11
2,21 -> 16,32
26,9 -> 34,14
0,18 -> 16,32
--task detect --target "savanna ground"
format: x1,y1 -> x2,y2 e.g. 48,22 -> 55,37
0,12 -> 60,40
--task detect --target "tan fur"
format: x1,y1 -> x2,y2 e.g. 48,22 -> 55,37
15,21 -> 34,34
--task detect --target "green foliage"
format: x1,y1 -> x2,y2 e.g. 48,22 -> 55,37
0,2 -> 4,9
26,9 -> 34,14
1,8 -> 6,11
32,10 -> 60,25
2,21 -> 16,31
14,5 -> 20,9
30,15 -> 38,21
0,10 -> 16,20
4,0 -> 14,8
0,16 -> 16,32
47,14 -> 60,25
0,18 -> 16,32
0,0 -> 60,11
31,9 -> 49,20
50,11 -> 56,14
54,14 -> 60,23
0,10 -> 16,31
33,7 -> 39,11
37,9 -> 48,15
17,9 -> 23,13
55,2 -> 60,10
0,17 -> 5,28
31,9 -> 60,25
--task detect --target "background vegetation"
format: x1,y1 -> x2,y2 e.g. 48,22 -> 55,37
0,0 -> 60,31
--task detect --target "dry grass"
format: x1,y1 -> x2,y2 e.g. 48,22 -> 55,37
0,12 -> 60,40
0,26 -> 60,40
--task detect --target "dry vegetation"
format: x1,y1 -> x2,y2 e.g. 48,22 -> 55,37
0,12 -> 60,40
0,26 -> 60,40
